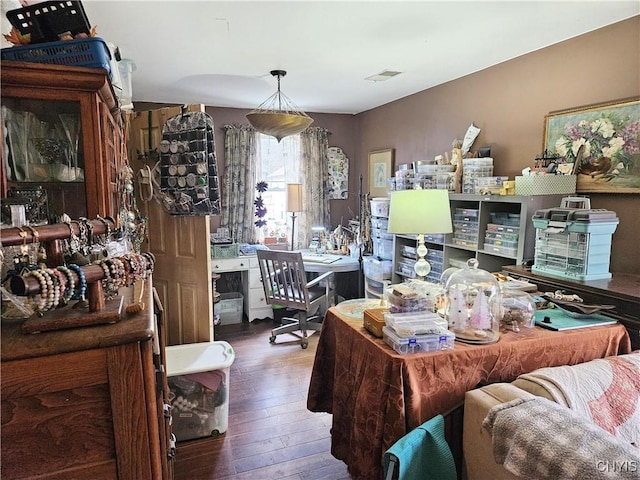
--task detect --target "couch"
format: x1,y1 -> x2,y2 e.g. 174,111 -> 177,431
462,352 -> 640,480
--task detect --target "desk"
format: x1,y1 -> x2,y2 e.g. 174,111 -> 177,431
300,253 -> 361,273
307,308 -> 631,480
211,253 -> 361,322
503,265 -> 640,350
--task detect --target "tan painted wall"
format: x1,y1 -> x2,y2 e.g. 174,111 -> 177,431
353,16 -> 640,274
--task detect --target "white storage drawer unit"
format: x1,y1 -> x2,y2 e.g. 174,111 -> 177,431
211,255 -> 273,323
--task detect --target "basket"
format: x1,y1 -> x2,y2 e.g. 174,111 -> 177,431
211,243 -> 239,258
6,1 -> 91,44
1,37 -> 111,76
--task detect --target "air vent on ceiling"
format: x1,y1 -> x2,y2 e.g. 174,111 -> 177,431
365,70 -> 403,82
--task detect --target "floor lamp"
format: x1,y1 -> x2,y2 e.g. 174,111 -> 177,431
287,183 -> 303,250
387,188 -> 453,280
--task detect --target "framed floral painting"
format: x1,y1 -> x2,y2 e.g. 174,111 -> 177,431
543,97 -> 640,193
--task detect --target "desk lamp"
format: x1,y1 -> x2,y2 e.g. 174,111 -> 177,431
287,183 -> 303,250
387,188 -> 453,279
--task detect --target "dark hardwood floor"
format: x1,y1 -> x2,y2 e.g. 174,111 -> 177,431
172,319 -> 351,480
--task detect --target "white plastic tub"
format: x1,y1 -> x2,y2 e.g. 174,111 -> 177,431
370,197 -> 390,217
166,341 -> 235,441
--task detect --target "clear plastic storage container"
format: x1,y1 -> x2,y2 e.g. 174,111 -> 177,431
166,341 -> 235,441
382,326 -> 455,354
500,290 -> 536,332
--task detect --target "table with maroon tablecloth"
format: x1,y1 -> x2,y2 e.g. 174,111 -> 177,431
307,307 -> 632,480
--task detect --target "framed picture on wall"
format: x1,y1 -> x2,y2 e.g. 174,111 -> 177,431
543,97 -> 640,193
368,148 -> 394,197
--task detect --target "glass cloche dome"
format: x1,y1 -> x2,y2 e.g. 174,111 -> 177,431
443,259 -> 501,344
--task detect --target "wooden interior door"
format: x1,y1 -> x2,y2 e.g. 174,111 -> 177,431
129,105 -> 213,345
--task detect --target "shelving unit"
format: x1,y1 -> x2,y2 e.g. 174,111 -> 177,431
392,194 -> 564,282
364,199 -> 393,299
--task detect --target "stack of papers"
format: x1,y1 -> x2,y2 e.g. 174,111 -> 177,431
301,254 -> 341,264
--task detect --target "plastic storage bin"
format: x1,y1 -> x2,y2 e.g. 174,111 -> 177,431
382,326 -> 455,354
370,197 -> 390,217
218,292 -> 244,324
531,207 -> 618,280
363,256 -> 393,281
166,341 -> 235,441
1,37 -> 112,76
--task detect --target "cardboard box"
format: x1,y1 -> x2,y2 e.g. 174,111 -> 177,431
515,175 -> 576,196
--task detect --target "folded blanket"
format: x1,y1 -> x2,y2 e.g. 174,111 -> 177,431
483,396 -> 640,480
383,414 -> 456,480
516,352 -> 640,446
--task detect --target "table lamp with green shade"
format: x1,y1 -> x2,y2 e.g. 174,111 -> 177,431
387,188 -> 453,279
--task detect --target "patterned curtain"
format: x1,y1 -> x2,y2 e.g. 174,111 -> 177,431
221,125 -> 258,243
299,127 -> 330,248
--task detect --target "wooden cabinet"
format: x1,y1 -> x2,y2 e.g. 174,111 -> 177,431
392,194 -> 564,282
0,279 -> 174,480
1,61 -> 124,221
503,265 -> 640,350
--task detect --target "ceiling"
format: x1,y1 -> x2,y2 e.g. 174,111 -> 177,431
4,1 -> 639,114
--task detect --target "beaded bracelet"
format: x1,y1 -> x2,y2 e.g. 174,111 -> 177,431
95,258 -> 116,295
26,269 -> 48,312
50,268 -> 67,307
121,256 -> 133,287
68,263 -> 87,300
33,268 -> 56,312
108,257 -> 127,289
46,268 -> 61,310
57,265 -> 75,304
125,253 -> 143,279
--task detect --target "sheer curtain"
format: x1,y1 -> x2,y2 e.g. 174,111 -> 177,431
298,127 -> 331,249
221,125 -> 258,243
221,125 -> 330,248
255,134 -> 300,244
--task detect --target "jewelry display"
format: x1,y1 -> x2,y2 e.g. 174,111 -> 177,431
2,218 -> 154,332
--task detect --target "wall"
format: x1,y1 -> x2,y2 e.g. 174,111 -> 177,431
202,107 -> 357,233
135,17 -> 638,273
352,17 -> 639,274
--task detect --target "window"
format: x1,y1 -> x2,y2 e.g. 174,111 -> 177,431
255,133 -> 301,241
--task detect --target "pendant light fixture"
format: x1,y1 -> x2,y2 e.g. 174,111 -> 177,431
246,70 -> 314,142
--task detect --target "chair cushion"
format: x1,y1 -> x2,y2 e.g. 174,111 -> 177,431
277,284 -> 325,304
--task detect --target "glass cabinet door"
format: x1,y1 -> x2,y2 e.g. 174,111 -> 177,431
2,97 -> 87,225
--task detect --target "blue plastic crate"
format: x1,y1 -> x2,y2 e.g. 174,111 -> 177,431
1,37 -> 111,76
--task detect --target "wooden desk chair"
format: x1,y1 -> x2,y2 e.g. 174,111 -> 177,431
256,250 -> 333,349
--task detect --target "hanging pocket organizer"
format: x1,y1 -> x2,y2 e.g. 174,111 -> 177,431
158,111 -> 221,216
